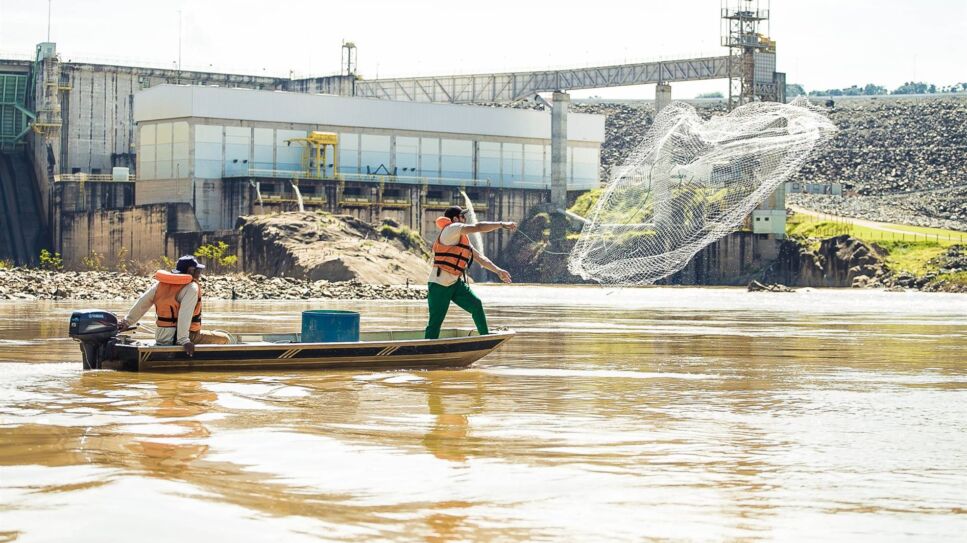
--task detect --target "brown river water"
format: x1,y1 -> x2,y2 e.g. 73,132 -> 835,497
1,286 -> 965,542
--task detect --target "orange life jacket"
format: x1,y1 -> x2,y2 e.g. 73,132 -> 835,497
432,216 -> 474,278
153,270 -> 202,332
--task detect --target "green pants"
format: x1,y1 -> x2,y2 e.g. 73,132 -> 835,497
425,280 -> 489,339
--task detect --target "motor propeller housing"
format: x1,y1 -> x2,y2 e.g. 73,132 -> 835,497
69,310 -> 119,370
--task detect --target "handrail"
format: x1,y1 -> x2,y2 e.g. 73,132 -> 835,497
231,168 -> 597,191
53,173 -> 135,182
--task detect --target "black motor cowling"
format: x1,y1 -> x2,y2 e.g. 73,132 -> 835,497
69,310 -> 119,370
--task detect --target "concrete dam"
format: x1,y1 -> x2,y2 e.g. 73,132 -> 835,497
1,10 -> 789,280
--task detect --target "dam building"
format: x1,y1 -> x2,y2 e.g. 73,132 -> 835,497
49,84 -> 604,267
1,1 -> 784,277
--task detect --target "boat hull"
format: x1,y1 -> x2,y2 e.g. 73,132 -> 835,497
105,329 -> 513,372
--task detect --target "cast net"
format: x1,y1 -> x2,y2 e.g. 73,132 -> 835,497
568,98 -> 836,284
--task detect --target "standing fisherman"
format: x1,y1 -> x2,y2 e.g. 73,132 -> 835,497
425,206 -> 516,339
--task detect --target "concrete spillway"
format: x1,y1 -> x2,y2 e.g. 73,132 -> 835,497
0,152 -> 48,265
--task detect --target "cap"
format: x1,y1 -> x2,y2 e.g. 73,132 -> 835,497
444,206 -> 466,219
174,255 -> 205,273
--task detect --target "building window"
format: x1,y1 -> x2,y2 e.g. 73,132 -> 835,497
572,146 -> 599,188
361,134 -> 391,174
276,129 -> 306,172
225,126 -> 251,177
172,121 -> 189,178
441,139 -> 472,180
502,142 -> 523,184
396,136 -> 419,176
524,144 -> 544,186
420,137 -> 440,178
253,128 -> 274,172
339,133 -> 359,175
155,122 -> 173,179
194,124 -> 223,179
477,141 -> 500,183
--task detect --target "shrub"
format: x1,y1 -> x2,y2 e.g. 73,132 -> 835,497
114,247 -> 130,274
569,188 -> 602,218
82,251 -> 105,271
39,249 -> 63,271
379,221 -> 430,259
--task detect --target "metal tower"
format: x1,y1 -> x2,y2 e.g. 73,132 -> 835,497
722,0 -> 782,109
341,41 -> 357,77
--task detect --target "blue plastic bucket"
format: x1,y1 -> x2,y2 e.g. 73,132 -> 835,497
301,310 -> 360,343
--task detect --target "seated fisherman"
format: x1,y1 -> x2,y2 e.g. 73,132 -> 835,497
118,255 -> 230,356
425,206 -> 516,339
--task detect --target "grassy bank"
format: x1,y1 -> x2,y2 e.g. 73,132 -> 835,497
786,212 -> 965,243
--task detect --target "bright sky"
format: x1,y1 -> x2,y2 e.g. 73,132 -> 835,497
1,0 -> 964,99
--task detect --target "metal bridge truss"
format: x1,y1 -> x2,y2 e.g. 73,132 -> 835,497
0,73 -> 35,149
354,56 -> 732,103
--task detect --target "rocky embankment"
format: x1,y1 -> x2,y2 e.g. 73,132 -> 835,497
735,237 -> 965,292
764,235 -> 890,288
0,269 -> 426,301
917,245 -> 967,293
792,97 -> 967,195
238,212 -> 431,284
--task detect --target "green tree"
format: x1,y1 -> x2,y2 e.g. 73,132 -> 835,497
892,81 -> 930,94
194,241 -> 238,274
862,83 -> 887,95
695,91 -> 724,99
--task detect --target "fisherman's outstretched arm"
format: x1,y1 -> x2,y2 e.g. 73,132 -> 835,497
472,248 -> 512,283
461,221 -> 517,235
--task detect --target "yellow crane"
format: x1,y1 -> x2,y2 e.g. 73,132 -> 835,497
285,131 -> 339,178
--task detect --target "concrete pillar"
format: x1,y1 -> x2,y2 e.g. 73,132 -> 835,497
550,91 -> 569,210
655,83 -> 672,113
653,82 -> 673,238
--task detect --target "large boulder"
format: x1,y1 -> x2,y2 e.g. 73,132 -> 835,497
238,212 -> 430,284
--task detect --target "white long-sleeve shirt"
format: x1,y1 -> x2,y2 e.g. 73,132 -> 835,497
427,223 -> 502,286
125,281 -> 199,345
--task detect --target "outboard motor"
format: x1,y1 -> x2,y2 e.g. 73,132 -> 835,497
69,310 -> 119,370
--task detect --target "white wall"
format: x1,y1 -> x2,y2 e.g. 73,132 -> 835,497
135,85 -> 606,143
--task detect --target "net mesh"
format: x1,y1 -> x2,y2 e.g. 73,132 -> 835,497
568,98 -> 837,284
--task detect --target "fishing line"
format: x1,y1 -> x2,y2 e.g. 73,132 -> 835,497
512,229 -> 572,255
